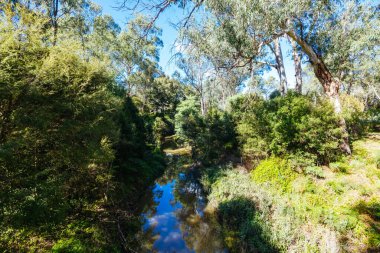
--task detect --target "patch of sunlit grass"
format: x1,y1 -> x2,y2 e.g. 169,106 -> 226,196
163,146 -> 191,156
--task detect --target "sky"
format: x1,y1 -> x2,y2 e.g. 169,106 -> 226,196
92,0 -> 185,75
92,0 -> 298,89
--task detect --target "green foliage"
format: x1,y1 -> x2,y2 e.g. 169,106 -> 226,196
340,94 -> 367,138
200,164 -> 232,193
50,221 -> 120,253
145,77 -> 185,118
114,97 -> 165,192
367,106 -> 380,131
304,166 -> 325,179
0,4 -> 165,251
175,97 -> 203,141
140,76 -> 188,148
52,239 -> 85,253
202,136 -> 380,252
329,162 -> 350,173
230,92 -> 343,165
229,94 -> 271,161
175,98 -> 237,164
251,157 -> 297,192
152,116 -> 170,147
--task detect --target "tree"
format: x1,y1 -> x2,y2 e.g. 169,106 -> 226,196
122,0 -> 380,154
272,38 -> 288,95
289,37 -> 303,93
176,50 -> 213,115
0,3 -> 167,250
115,15 -> 162,95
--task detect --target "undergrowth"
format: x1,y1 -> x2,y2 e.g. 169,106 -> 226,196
201,135 -> 380,252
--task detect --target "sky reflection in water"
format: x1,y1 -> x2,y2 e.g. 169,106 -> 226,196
142,172 -> 226,253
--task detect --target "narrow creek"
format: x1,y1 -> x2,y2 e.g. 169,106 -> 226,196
138,155 -> 227,253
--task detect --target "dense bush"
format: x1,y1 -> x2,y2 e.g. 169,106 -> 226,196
174,97 -> 204,145
230,92 -> 344,165
229,94 -> 271,162
0,7 -> 165,251
141,76 -> 187,148
114,97 -> 165,191
367,106 -> 380,131
175,98 -> 237,164
340,94 -> 367,138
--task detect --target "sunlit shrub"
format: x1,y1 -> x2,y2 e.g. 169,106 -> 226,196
229,94 -> 271,161
251,157 -> 297,192
52,238 -> 85,253
230,92 -> 344,165
340,94 -> 367,138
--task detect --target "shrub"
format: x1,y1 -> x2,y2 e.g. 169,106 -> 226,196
340,94 -> 367,138
229,94 -> 272,161
304,166 -> 325,178
52,238 -> 85,253
175,98 -> 237,164
152,116 -> 171,147
230,92 -> 344,165
366,107 -> 380,131
174,97 -> 204,146
251,157 -> 297,192
287,152 -> 317,173
271,94 -> 343,164
329,162 -> 350,173
200,108 -> 237,163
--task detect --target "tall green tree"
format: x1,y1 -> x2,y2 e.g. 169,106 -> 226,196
0,2 -> 167,251
123,0 -> 380,153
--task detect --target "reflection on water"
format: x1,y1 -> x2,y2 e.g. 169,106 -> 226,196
140,156 -> 227,253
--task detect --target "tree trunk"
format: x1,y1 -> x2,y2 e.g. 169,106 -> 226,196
273,38 -> 288,96
290,39 -> 303,93
200,92 -> 206,116
51,0 -> 59,45
287,30 -> 352,154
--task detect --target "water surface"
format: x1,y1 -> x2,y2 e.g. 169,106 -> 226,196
140,157 -> 226,253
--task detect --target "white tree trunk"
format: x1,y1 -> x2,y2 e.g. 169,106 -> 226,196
273,38 -> 288,96
290,39 -> 303,93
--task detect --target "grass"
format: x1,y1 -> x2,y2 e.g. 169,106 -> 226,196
200,133 -> 380,252
163,146 -> 192,156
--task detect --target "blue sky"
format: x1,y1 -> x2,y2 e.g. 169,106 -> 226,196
92,0 -> 185,75
92,0 -> 297,88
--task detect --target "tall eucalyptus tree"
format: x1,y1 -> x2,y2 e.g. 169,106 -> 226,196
121,0 -> 380,153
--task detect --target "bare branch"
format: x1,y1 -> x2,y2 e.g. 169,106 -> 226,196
182,0 -> 204,28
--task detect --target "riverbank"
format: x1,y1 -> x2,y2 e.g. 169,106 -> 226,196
198,133 -> 380,252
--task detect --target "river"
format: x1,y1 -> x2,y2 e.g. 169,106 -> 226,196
138,155 -> 227,253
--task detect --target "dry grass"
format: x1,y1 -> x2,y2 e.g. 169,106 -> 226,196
163,146 -> 192,156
